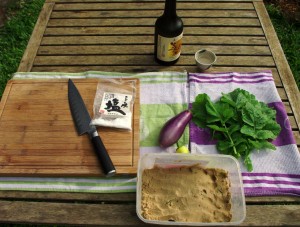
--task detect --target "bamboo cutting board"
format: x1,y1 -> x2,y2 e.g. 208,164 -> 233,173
0,79 -> 140,176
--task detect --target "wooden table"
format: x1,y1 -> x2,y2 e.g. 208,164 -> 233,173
0,0 -> 299,225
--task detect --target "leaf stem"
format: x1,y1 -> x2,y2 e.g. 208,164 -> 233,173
223,123 -> 237,155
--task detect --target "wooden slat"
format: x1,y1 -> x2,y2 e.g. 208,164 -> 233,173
243,205 -> 300,226
0,190 -> 298,204
254,1 -> 300,131
0,191 -> 136,202
53,2 -> 255,11
0,200 -> 299,226
37,45 -> 271,55
293,131 -> 300,147
277,87 -> 288,100
30,66 -> 278,73
40,35 -> 268,45
283,101 -> 292,114
18,3 -> 54,72
0,201 -> 142,225
289,116 -> 298,130
47,18 -> 261,27
44,26 -> 265,36
0,190 -> 299,204
33,55 -> 275,67
50,9 -> 258,18
246,196 -> 300,203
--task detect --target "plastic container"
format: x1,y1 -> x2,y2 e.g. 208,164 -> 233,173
136,153 -> 246,226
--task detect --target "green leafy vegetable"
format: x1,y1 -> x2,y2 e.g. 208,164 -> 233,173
191,88 -> 281,171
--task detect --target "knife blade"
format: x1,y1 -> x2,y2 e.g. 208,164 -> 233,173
68,79 -> 116,177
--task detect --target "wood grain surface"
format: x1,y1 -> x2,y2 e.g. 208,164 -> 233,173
0,200 -> 299,226
0,79 -> 140,176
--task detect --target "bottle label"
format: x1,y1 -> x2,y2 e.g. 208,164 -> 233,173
157,33 -> 183,62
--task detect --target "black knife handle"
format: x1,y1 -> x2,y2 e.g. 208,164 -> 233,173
91,135 -> 116,177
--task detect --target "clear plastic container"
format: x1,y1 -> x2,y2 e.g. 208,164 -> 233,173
136,153 -> 246,226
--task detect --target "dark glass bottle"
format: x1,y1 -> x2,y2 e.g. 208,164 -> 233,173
154,0 -> 183,65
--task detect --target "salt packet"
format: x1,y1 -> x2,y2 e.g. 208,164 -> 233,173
90,78 -> 136,130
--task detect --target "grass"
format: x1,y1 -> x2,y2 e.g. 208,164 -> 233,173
0,1 -> 299,94
266,3 -> 300,89
0,0 -> 45,98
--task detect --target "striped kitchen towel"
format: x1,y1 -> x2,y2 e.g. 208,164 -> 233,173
2,70 -> 299,196
0,71 -> 188,193
189,71 -> 300,196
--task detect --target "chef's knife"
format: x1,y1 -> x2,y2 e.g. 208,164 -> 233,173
68,79 -> 116,177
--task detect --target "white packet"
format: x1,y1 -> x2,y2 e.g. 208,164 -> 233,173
90,78 -> 136,130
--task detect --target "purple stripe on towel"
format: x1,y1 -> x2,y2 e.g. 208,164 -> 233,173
243,179 -> 300,186
242,172 -> 300,179
189,78 -> 274,84
189,74 -> 273,80
269,102 -> 296,146
244,187 -> 300,196
189,71 -> 273,77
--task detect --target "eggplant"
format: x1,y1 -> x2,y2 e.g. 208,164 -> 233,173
159,110 -> 192,148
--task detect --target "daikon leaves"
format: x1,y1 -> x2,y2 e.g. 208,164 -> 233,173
191,88 -> 281,171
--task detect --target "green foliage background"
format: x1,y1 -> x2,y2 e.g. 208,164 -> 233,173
0,0 -> 45,98
266,4 -> 300,89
